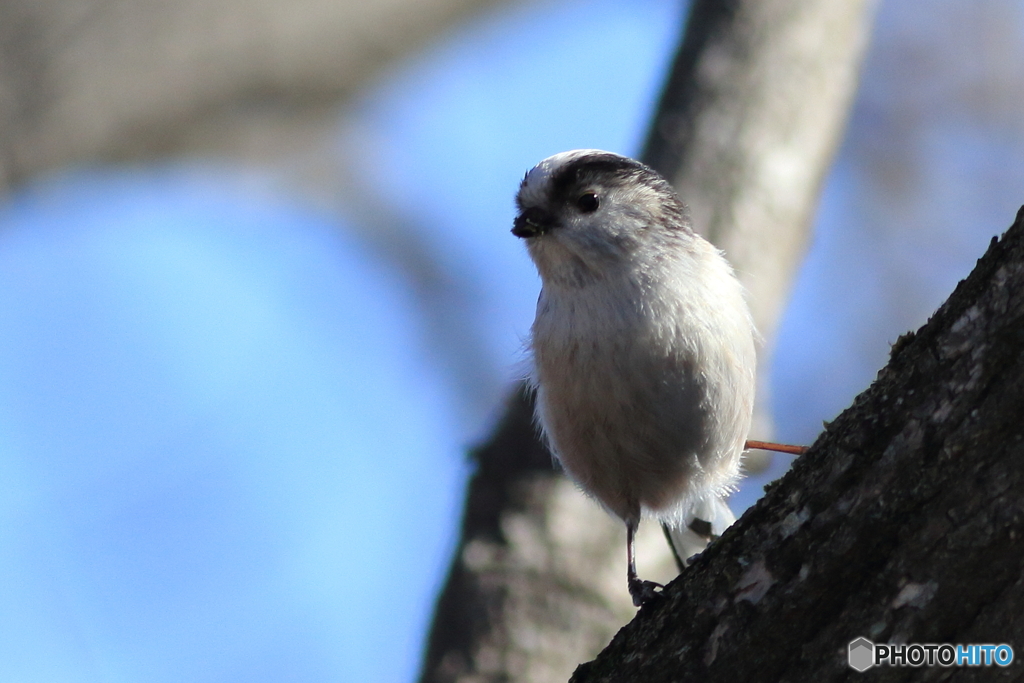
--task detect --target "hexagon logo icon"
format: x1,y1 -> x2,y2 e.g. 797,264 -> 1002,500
848,637 -> 874,672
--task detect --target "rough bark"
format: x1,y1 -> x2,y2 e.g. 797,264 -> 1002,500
418,1 -> 876,682
571,207 -> 1024,682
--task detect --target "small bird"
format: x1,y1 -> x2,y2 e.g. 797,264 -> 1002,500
513,150 -> 757,606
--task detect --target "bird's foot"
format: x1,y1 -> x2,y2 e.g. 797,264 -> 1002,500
628,578 -> 664,607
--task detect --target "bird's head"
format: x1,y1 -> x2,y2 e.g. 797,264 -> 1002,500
513,150 -> 692,287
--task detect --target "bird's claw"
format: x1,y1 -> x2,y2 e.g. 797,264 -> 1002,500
628,578 -> 664,607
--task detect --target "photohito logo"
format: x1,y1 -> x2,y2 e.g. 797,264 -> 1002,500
848,637 -> 1014,671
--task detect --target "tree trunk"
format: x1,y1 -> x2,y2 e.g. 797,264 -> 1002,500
642,0 -> 876,449
571,206 -> 1024,682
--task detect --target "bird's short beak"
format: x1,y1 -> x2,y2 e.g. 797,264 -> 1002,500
512,207 -> 557,238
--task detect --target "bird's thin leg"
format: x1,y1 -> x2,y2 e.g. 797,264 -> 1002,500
745,439 -> 808,456
661,522 -> 687,572
626,521 -> 663,607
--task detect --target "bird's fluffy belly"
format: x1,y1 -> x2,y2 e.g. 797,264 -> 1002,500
533,335 -> 710,524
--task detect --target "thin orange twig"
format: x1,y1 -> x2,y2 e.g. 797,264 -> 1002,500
744,440 -> 809,456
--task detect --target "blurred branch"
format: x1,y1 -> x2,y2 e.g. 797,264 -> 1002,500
572,208 -> 1024,682
419,1 -> 875,682
643,0 -> 876,450
0,0 -> 504,188
0,0 -> 513,429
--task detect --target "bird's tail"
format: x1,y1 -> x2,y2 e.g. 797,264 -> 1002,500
662,495 -> 736,571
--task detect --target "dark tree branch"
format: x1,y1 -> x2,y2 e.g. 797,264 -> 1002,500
572,207 -> 1024,682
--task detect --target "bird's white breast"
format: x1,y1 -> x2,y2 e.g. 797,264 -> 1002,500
529,240 -> 755,526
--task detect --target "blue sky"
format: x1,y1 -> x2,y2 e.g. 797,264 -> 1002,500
0,171 -> 461,681
1,0 -> 1021,681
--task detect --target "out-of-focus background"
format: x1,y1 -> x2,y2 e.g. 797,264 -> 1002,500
1,0 -> 1022,680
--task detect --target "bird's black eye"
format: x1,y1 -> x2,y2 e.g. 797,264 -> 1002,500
576,192 -> 600,213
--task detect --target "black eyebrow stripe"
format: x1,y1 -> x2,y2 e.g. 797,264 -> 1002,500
548,154 -> 661,202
